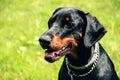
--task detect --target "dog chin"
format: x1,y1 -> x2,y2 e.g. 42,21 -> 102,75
44,56 -> 59,63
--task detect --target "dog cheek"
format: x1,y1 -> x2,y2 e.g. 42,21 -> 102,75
50,36 -> 63,50
61,37 -> 78,57
73,33 -> 82,42
72,40 -> 78,47
62,37 -> 78,48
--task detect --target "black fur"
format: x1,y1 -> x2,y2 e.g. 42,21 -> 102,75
39,7 -> 119,80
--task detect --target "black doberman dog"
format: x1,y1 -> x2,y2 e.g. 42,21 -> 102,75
39,7 -> 119,80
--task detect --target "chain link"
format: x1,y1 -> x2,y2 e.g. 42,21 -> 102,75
66,43 -> 99,80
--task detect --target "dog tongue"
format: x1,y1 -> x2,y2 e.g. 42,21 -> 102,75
45,50 -> 60,57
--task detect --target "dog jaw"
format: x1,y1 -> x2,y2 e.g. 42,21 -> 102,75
44,36 -> 78,62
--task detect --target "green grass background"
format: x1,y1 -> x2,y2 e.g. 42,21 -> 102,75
0,0 -> 120,80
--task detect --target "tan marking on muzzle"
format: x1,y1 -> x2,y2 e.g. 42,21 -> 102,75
50,36 -> 62,50
50,36 -> 78,51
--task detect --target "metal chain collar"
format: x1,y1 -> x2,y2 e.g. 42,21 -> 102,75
65,43 -> 99,80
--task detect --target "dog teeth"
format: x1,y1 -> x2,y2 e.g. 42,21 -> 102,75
62,47 -> 65,50
62,47 -> 66,50
52,53 -> 55,57
44,49 -> 47,51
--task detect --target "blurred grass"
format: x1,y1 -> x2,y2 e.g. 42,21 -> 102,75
0,0 -> 120,80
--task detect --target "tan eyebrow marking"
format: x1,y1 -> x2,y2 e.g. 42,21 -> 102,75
65,17 -> 70,21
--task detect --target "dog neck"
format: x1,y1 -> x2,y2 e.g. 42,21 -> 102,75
66,42 -> 99,68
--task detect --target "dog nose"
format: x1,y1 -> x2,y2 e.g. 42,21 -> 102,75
39,35 -> 52,49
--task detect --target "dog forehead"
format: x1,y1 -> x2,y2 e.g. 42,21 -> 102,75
53,8 -> 85,21
54,8 -> 78,16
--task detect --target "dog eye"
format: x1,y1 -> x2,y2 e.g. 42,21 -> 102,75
65,17 -> 73,27
65,19 -> 74,29
64,22 -> 74,29
66,22 -> 73,26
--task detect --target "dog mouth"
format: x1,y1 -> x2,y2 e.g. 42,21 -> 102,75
44,44 -> 72,63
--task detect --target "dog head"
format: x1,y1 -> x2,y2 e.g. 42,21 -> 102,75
39,7 -> 107,63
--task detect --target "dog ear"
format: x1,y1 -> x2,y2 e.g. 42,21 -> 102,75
84,13 -> 107,48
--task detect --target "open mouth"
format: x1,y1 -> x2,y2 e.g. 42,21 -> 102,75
44,44 -> 72,63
